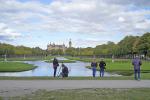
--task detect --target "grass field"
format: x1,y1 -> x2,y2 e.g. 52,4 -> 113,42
0,62 -> 37,72
86,61 -> 150,76
0,72 -> 150,80
45,59 -> 76,63
65,57 -> 150,76
0,56 -> 54,61
8,88 -> 150,100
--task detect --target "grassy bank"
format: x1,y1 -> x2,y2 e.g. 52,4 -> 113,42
66,56 -> 150,76
0,72 -> 150,80
0,62 -> 37,72
65,56 -> 122,62
45,59 -> 76,63
9,88 -> 150,100
0,56 -> 53,61
86,60 -> 150,76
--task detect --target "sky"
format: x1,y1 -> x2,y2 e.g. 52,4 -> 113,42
0,0 -> 150,49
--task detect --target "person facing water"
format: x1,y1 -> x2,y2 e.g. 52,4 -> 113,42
61,63 -> 69,77
132,56 -> 142,81
91,59 -> 97,77
52,57 -> 59,77
99,58 -> 106,77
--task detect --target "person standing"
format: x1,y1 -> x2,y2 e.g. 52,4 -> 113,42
53,57 -> 59,77
91,59 -> 97,77
99,58 -> 106,77
132,56 -> 142,80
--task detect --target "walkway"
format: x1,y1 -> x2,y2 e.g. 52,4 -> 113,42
0,80 -> 150,97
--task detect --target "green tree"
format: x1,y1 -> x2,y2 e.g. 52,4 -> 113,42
138,32 -> 150,57
117,36 -> 140,56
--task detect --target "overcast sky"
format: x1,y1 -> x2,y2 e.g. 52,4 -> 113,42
0,0 -> 150,49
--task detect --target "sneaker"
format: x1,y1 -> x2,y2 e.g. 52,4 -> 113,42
137,79 -> 141,81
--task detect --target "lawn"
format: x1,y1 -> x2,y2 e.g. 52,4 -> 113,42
0,72 -> 150,80
45,59 -> 76,63
0,56 -> 54,61
9,88 -> 150,100
82,58 -> 150,76
65,56 -> 116,62
0,62 -> 37,72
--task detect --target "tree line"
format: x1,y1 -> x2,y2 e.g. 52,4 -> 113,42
65,32 -> 150,58
0,32 -> 150,58
0,44 -> 46,57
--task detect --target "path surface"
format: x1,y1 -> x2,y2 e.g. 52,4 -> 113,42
0,80 -> 150,97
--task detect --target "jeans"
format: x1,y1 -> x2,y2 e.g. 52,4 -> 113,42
53,67 -> 57,77
134,69 -> 140,80
100,68 -> 104,77
92,67 -> 96,77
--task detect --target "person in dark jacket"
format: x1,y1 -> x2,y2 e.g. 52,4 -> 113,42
132,56 -> 142,80
53,57 -> 59,77
99,58 -> 106,77
61,63 -> 69,77
91,59 -> 97,77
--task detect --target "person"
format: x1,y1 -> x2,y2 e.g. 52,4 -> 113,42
99,58 -> 106,77
52,57 -> 59,77
132,56 -> 142,80
61,63 -> 69,77
91,59 -> 97,77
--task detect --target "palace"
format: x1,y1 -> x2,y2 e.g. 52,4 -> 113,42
47,39 -> 72,52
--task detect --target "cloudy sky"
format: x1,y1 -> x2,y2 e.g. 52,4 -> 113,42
0,0 -> 150,49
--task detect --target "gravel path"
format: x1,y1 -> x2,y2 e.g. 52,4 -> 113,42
0,80 -> 150,97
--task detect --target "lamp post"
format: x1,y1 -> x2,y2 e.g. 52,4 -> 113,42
24,54 -> 26,60
4,49 -> 7,61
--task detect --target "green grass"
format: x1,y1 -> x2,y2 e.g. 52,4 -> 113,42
65,56 -> 120,62
45,59 -> 76,63
0,56 -> 54,61
9,88 -> 150,100
0,62 -> 37,72
86,60 -> 150,76
0,72 -> 150,80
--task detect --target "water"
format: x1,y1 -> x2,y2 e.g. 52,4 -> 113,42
0,57 -> 121,77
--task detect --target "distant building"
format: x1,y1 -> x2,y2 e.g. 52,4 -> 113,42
69,39 -> 72,48
47,43 -> 66,52
47,39 -> 72,53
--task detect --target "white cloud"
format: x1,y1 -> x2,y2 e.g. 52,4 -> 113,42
74,38 -> 108,48
0,0 -> 150,35
0,0 -> 150,47
0,23 -> 21,41
118,17 -> 125,22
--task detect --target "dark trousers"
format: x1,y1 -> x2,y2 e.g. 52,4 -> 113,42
62,73 -> 68,77
134,69 -> 140,80
100,68 -> 104,77
92,67 -> 96,77
53,67 -> 57,77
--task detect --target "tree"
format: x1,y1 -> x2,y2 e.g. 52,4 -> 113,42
138,32 -> 150,57
117,36 -> 140,57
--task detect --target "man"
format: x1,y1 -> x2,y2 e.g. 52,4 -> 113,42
91,59 -> 97,77
99,58 -> 106,77
53,57 -> 59,77
132,56 -> 142,80
61,63 -> 69,77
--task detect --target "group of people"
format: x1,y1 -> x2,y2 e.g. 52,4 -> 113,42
91,58 -> 106,77
52,56 -> 142,80
52,57 -> 69,78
